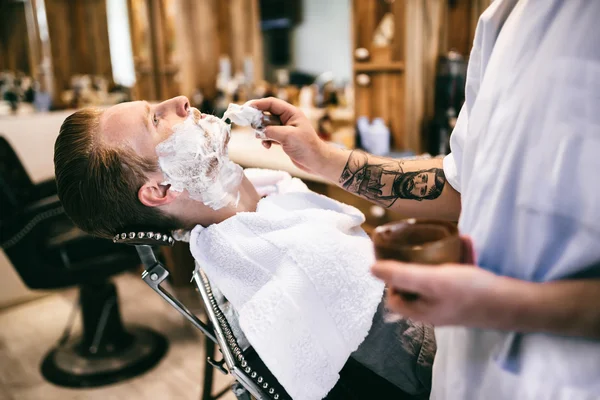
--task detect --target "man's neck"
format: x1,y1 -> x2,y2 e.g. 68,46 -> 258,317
181,176 -> 260,228
236,176 -> 261,213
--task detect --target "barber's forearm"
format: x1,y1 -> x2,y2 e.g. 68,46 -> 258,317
314,145 -> 351,184
485,277 -> 600,339
318,147 -> 461,221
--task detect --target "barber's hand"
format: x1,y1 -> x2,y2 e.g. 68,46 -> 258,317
372,262 -> 499,327
371,236 -> 494,327
251,97 -> 330,173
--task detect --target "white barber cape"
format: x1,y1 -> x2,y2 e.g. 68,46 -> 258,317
437,1 -> 600,399
190,168 -> 384,400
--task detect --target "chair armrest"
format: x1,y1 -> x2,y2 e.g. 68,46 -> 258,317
0,197 -> 64,249
23,194 -> 61,214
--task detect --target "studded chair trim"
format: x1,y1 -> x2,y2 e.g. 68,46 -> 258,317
198,269 -> 290,400
113,231 -> 175,247
122,228 -> 288,398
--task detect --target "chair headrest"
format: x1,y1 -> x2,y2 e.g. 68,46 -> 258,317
113,231 -> 175,247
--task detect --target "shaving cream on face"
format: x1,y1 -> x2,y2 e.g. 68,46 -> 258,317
223,102 -> 268,139
156,108 -> 243,210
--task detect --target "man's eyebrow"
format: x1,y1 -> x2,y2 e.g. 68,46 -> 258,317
143,102 -> 151,131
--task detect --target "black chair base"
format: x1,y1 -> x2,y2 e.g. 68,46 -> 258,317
41,326 -> 168,388
41,280 -> 168,388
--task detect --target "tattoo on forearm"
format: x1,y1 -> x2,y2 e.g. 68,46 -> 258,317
338,150 -> 446,207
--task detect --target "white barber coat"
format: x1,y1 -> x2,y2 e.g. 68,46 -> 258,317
437,0 -> 600,399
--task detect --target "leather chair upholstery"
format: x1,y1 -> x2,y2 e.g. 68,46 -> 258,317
0,135 -> 168,388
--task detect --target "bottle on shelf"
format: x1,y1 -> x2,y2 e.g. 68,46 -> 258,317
356,116 -> 371,151
370,118 -> 390,156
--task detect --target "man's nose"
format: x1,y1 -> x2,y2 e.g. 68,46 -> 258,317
176,96 -> 190,117
166,95 -> 190,118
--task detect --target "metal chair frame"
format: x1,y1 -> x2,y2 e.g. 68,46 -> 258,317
115,231 -> 289,400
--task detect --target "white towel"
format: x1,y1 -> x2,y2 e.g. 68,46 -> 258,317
172,169 -> 307,242
243,167 -> 309,196
190,191 -> 384,400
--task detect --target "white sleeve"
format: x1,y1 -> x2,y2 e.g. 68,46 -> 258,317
443,105 -> 469,193
442,4 -> 491,193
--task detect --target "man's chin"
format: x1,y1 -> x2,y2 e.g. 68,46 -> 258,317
203,114 -> 221,123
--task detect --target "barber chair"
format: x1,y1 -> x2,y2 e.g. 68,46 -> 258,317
0,136 -> 168,388
115,231 -> 290,400
116,229 -> 421,400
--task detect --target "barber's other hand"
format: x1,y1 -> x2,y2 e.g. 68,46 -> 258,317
251,97 -> 330,173
371,262 -> 499,327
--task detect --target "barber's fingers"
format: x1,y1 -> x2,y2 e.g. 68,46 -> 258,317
371,261 -> 436,294
250,97 -> 298,125
260,139 -> 311,172
262,125 -> 297,145
386,289 -> 431,317
460,235 -> 476,264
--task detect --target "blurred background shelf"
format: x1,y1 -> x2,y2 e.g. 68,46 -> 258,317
353,61 -> 405,73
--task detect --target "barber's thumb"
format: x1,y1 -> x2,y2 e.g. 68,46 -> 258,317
372,261 -> 433,293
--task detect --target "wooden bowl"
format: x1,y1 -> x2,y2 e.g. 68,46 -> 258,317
373,219 -> 461,265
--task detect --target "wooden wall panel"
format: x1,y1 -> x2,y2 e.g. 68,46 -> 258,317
446,0 -> 473,57
217,0 -> 263,80
192,0 -> 220,98
128,0 -> 156,100
442,0 -> 491,57
352,0 -> 406,151
350,0 -> 489,153
89,0 -> 113,78
0,2 -> 31,74
243,0 -> 254,61
44,0 -> 113,107
229,0 -> 245,76
354,0 -> 376,51
128,0 -> 183,100
391,0 -> 405,63
371,74 -> 386,125
159,0 -> 262,100
171,0 -> 194,99
71,3 -> 91,74
216,0 -> 231,59
25,0 -> 42,78
355,85 -> 371,120
389,73 -> 404,149
159,0 -> 180,98
248,0 -> 264,82
45,0 -> 70,102
149,0 -> 169,98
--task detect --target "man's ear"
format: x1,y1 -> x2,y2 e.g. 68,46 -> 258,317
138,181 -> 180,207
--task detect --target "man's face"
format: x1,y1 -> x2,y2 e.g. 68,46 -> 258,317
406,171 -> 437,198
100,96 -> 242,210
99,96 -> 202,159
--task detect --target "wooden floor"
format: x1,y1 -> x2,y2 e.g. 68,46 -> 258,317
0,273 -> 237,400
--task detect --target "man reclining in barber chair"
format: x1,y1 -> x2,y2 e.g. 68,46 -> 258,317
53,96 -> 435,400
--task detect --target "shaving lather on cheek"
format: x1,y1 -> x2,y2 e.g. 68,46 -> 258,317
222,101 -> 281,140
156,108 -> 244,210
